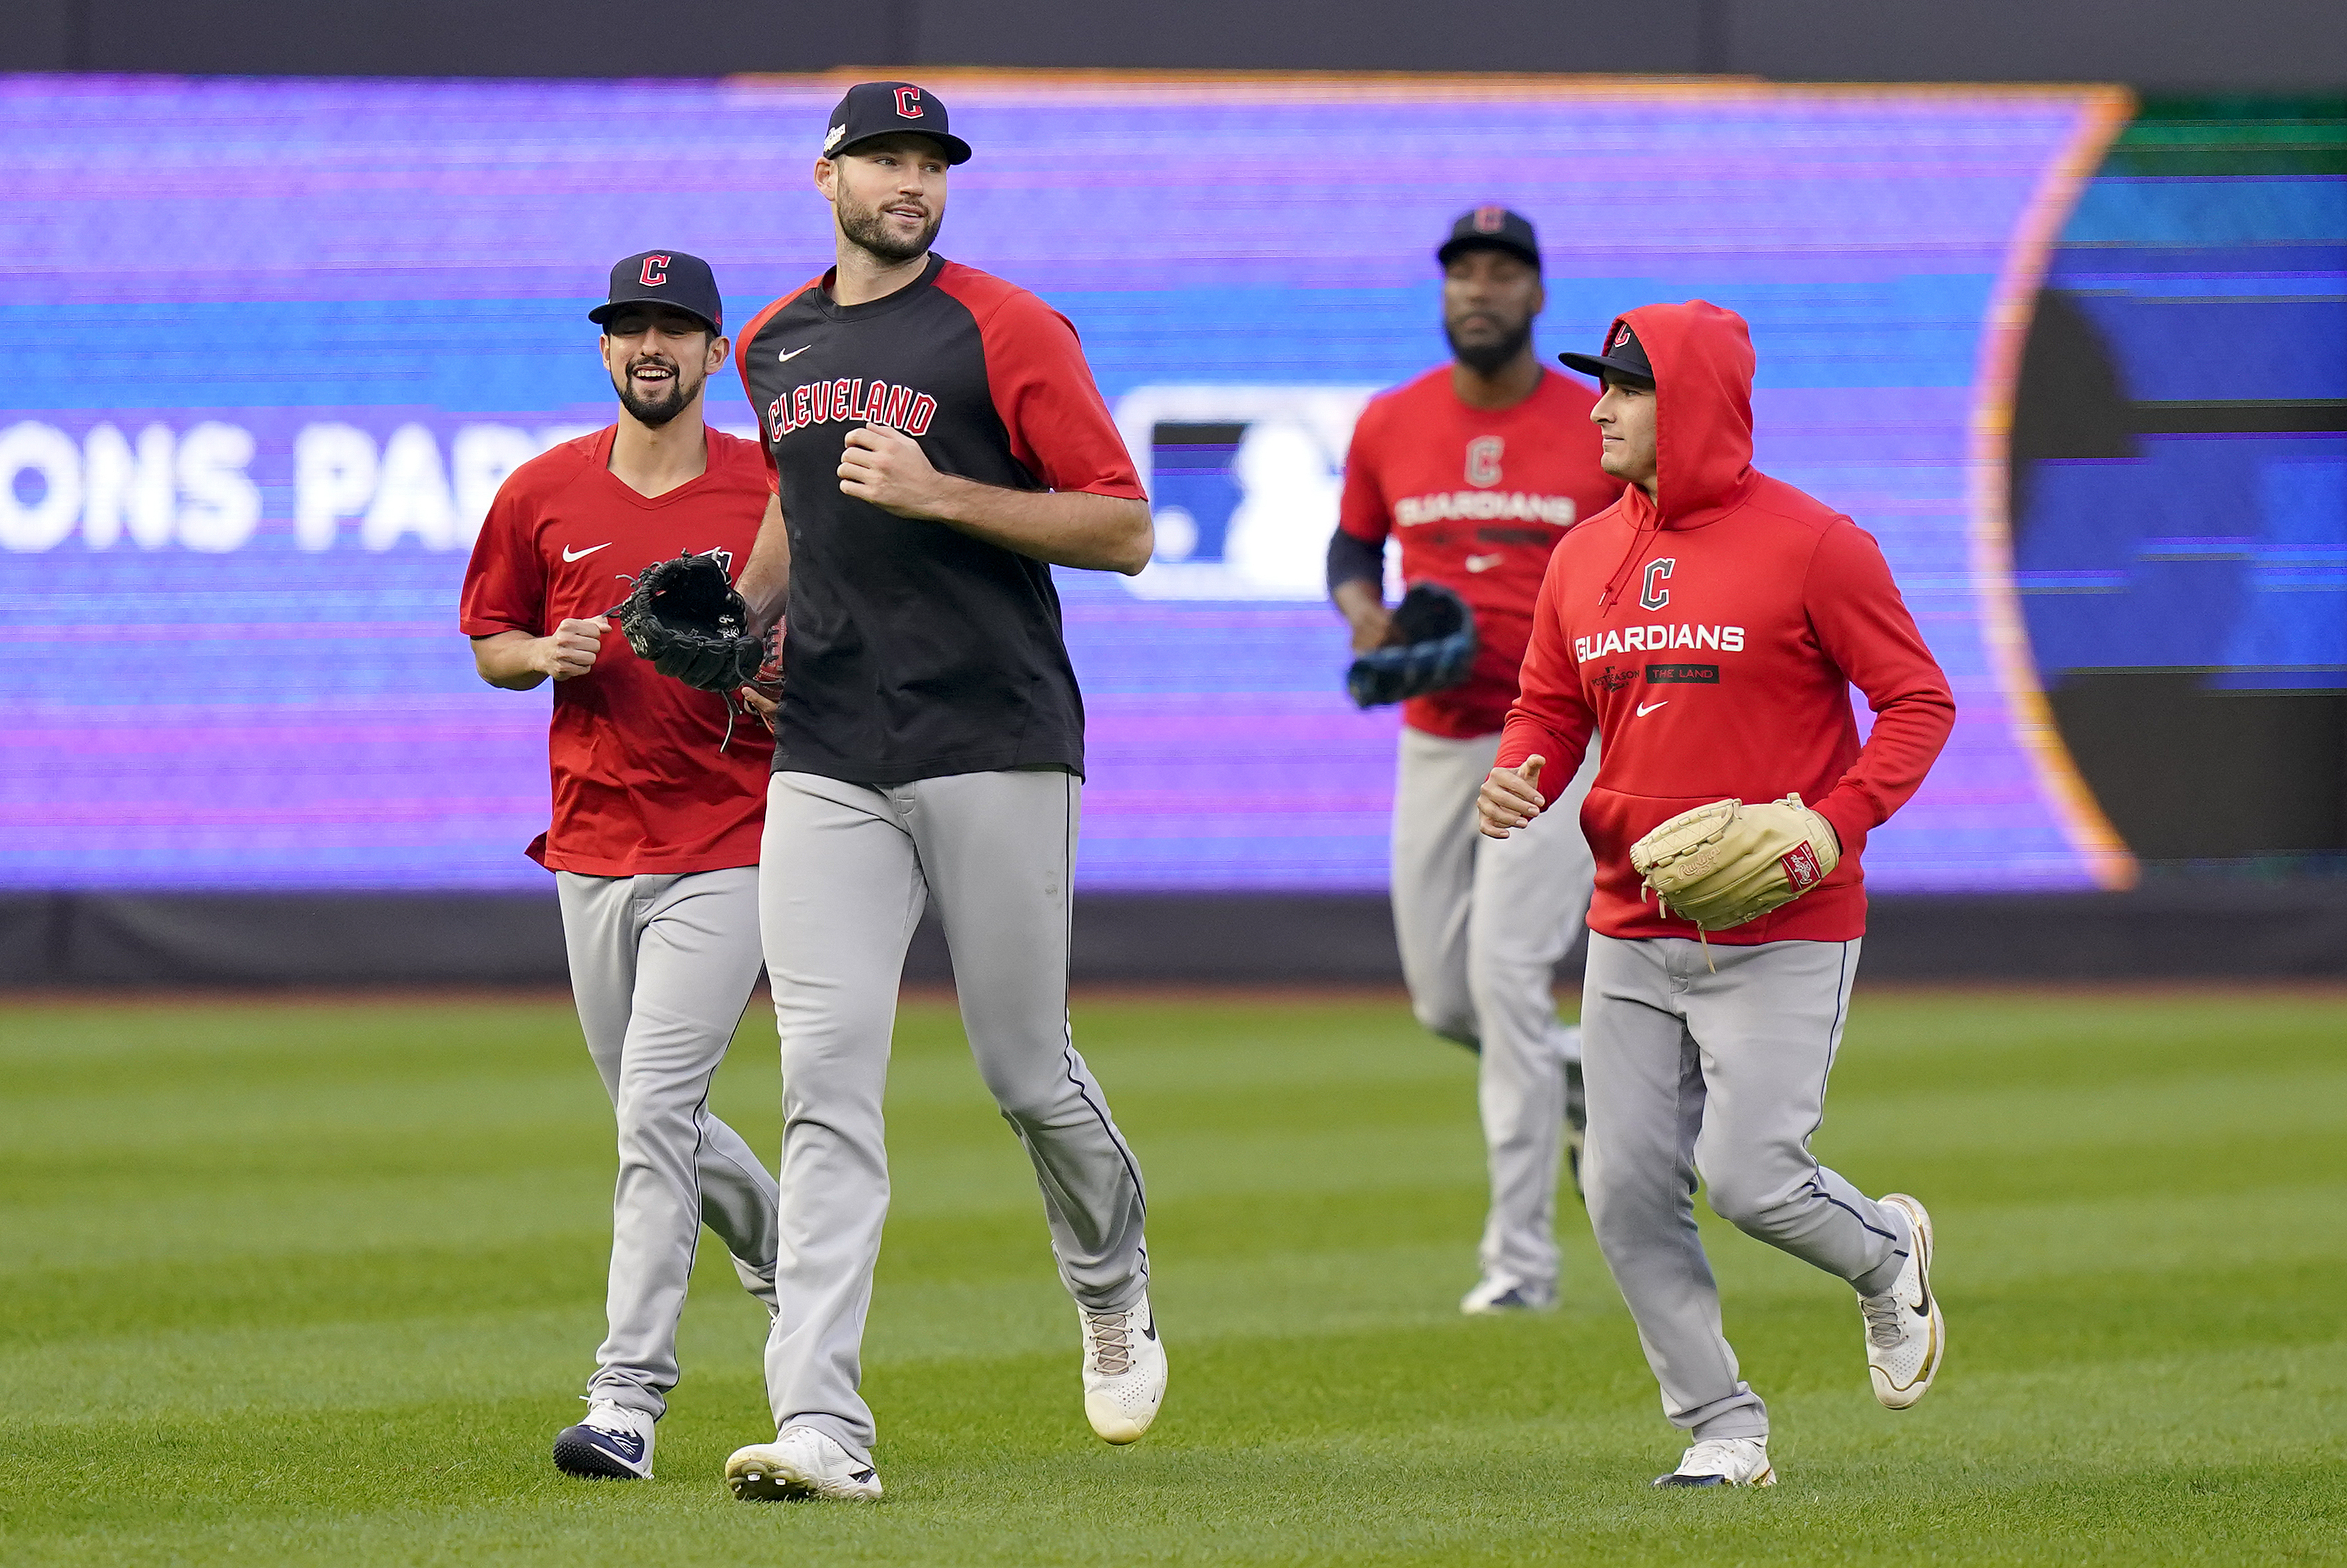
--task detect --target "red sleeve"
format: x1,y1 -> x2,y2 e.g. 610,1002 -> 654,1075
974,291 -> 1145,498
1336,398 -> 1392,545
459,469 -> 546,638
1495,545 -> 1599,798
734,292 -> 799,495
1803,520 -> 1956,857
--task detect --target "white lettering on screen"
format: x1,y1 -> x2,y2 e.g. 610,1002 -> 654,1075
0,419 -> 633,553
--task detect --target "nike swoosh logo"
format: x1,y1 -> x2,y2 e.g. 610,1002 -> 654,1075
592,1432 -> 644,1461
1635,700 -> 1668,717
1464,553 -> 1503,572
1142,1322 -> 1158,1342
562,542 -> 611,562
777,345 -> 813,363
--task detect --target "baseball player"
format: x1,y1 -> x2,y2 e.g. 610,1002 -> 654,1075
1478,302 -> 1956,1488
460,252 -> 780,1481
714,82 -> 1162,1503
1330,208 -> 1619,1314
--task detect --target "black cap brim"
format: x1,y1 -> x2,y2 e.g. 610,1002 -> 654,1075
1559,350 -> 1653,387
589,300 -> 722,332
1438,236 -> 1540,270
831,129 -> 973,166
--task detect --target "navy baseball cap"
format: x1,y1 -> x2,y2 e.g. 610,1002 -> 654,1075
1438,206 -> 1540,270
590,250 -> 723,334
823,81 -> 972,166
1560,319 -> 1654,388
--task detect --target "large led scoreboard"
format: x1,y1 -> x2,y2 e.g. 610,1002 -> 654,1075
0,75 -> 2138,892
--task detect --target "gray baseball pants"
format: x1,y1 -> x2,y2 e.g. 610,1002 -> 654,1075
1580,931 -> 1912,1440
556,866 -> 781,1421
757,767 -> 1149,1466
1391,727 -> 1598,1294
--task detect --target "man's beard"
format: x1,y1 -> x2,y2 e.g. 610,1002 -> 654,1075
614,359 -> 700,427
1445,317 -> 1533,377
837,192 -> 943,264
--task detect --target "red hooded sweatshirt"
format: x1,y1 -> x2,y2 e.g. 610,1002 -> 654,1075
1496,301 -> 1956,944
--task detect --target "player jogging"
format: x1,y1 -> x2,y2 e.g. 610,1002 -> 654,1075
715,82 -> 1162,1503
1478,302 -> 1956,1488
1329,208 -> 1618,1314
460,252 -> 781,1481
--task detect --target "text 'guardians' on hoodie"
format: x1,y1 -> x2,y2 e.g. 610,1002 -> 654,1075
1496,300 -> 1956,945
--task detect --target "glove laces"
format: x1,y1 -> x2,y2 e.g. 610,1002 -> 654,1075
1639,879 -> 1715,972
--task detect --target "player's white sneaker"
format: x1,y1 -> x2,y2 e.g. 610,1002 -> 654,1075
552,1400 -> 654,1480
724,1426 -> 882,1502
1080,1294 -> 1166,1444
1652,1436 -> 1776,1488
1861,1192 -> 1944,1410
1460,1276 -> 1557,1314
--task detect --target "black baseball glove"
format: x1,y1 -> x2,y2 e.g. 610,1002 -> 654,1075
613,552 -> 765,694
1345,582 -> 1480,707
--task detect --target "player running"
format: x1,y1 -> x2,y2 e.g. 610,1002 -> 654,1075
461,251 -> 781,1482
716,82 -> 1162,1503
1329,208 -> 1619,1315
1478,303 -> 1955,1488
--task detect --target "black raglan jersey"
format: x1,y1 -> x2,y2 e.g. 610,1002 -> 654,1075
734,252 -> 1145,786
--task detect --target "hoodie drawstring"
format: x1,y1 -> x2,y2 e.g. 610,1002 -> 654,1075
1600,512 -> 1663,610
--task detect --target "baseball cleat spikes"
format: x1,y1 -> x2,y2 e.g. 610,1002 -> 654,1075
1862,1192 -> 1944,1410
552,1401 -> 654,1480
1653,1437 -> 1776,1488
724,1427 -> 882,1502
1080,1293 -> 1167,1444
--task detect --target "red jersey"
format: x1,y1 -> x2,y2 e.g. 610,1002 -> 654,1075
459,426 -> 773,877
1497,301 -> 1955,944
1337,366 -> 1619,737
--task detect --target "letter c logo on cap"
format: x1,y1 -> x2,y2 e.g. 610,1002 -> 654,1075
895,87 -> 923,118
1472,206 -> 1505,233
640,255 -> 670,288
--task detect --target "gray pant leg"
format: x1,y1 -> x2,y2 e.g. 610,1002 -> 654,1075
1466,745 -> 1598,1291
1582,932 -> 1896,1441
758,773 -> 927,1466
911,769 -> 1149,1313
1389,727 -> 1486,1045
557,867 -> 777,1420
1681,937 -> 1905,1296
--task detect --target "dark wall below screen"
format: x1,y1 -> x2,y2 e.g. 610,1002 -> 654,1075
5,0 -> 2346,85
7,884 -> 2346,988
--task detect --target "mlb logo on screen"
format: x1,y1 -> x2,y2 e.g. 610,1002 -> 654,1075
1113,386 -> 1378,601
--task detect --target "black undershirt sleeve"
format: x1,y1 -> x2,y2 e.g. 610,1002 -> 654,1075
1327,527 -> 1384,599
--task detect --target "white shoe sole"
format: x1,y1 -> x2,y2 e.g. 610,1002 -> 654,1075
1653,1464 -> 1777,1488
1086,1390 -> 1156,1445
1872,1193 -> 1944,1410
724,1444 -> 880,1502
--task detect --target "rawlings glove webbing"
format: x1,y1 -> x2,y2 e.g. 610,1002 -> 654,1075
1629,793 -> 1842,934
613,552 -> 765,695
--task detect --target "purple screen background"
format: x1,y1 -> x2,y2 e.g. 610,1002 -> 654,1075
0,76 -> 2119,891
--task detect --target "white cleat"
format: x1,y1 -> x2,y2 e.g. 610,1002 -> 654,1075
1862,1192 -> 1945,1410
552,1400 -> 655,1480
1080,1293 -> 1167,1444
724,1426 -> 882,1502
1653,1436 -> 1777,1488
1460,1276 -> 1557,1315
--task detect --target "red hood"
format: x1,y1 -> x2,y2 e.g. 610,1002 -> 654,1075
1617,299 -> 1757,528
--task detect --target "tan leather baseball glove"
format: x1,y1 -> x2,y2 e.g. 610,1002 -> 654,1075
1629,793 -> 1842,933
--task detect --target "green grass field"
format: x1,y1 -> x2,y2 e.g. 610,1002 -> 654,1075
5,986 -> 2344,1565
